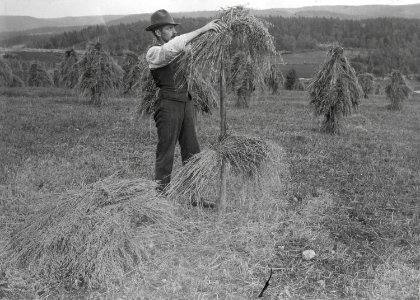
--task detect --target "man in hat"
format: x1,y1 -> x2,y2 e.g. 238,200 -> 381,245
145,9 -> 221,205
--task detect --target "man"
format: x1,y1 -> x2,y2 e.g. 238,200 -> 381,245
145,9 -> 221,202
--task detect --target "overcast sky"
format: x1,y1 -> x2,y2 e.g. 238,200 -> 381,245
1,0 -> 419,18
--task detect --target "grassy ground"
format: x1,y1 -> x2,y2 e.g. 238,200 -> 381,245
0,88 -> 419,299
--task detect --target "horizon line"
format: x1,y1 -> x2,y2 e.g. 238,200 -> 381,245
1,3 -> 420,19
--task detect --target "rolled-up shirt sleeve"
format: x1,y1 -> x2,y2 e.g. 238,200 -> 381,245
146,31 -> 196,69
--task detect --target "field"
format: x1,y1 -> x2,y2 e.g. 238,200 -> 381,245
0,48 -> 67,64
278,49 -> 365,79
279,50 -> 327,78
0,88 -> 419,299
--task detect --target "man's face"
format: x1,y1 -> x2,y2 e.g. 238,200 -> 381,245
156,25 -> 177,43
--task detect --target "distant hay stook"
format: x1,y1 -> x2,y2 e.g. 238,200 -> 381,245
357,72 -> 374,98
60,49 -> 79,89
308,46 -> 363,134
385,70 -> 411,110
0,58 -> 14,87
78,42 -> 123,106
6,177 -> 180,289
230,51 -> 257,108
122,50 -> 141,94
265,63 -> 284,95
28,63 -> 53,87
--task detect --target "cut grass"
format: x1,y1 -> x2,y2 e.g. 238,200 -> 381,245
6,177 -> 180,290
1,89 -> 419,298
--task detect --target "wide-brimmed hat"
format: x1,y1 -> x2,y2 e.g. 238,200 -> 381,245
145,9 -> 179,31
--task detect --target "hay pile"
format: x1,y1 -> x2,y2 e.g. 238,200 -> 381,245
10,74 -> 24,87
0,58 -> 14,87
177,6 -> 274,89
265,64 -> 284,95
122,51 -> 141,94
6,177 -> 181,289
51,69 -> 60,87
78,42 -> 123,105
28,63 -> 53,87
230,51 -> 257,107
0,58 -> 25,87
357,73 -> 374,98
60,49 -> 79,89
166,135 -> 286,207
308,46 -> 363,134
385,70 -> 411,110
4,58 -> 25,83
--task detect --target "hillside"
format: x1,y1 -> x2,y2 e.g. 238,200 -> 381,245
292,10 -> 354,19
291,4 -> 420,19
1,4 -> 420,34
106,11 -> 218,26
0,15 -> 126,33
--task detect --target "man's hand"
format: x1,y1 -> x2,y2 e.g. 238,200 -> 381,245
201,19 -> 223,34
185,19 -> 224,45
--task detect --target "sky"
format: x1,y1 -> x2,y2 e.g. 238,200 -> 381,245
1,0 -> 420,18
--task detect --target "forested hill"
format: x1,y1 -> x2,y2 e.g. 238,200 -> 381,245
4,16 -> 420,52
2,3 -> 420,34
274,4 -> 420,19
2,16 -> 420,76
0,15 -> 126,33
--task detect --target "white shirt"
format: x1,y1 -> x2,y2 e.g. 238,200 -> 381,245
146,32 -> 194,69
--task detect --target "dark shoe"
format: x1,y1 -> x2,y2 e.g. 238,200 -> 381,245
190,198 -> 216,209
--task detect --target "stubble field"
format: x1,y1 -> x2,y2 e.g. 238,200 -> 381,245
0,88 -> 419,299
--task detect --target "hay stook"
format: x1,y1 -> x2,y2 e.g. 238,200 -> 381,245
265,63 -> 284,95
308,46 -> 363,134
385,70 -> 411,110
163,6 -> 282,213
176,6 -> 275,93
357,73 -> 374,99
166,134 -> 287,211
60,49 -> 79,89
0,58 -> 14,87
230,51 -> 258,107
77,42 -> 123,106
28,62 -> 53,88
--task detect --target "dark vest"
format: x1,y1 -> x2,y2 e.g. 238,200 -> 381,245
150,56 -> 190,102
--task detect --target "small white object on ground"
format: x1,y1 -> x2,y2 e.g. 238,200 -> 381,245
302,249 -> 316,260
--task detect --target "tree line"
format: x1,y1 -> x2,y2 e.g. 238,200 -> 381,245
4,16 -> 420,76
2,16 -> 420,77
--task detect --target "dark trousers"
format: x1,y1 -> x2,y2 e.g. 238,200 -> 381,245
153,99 -> 200,190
